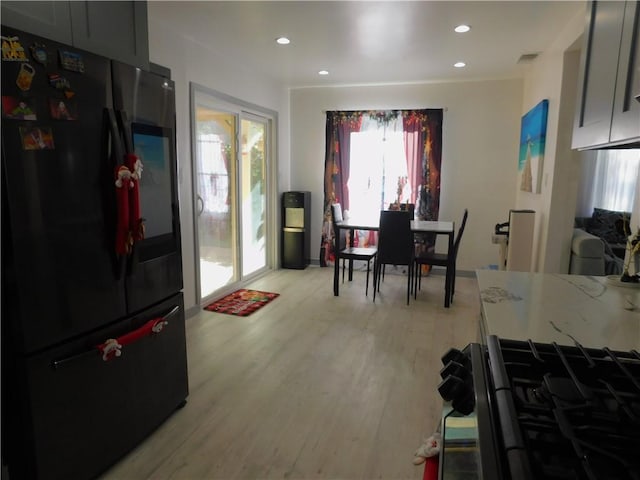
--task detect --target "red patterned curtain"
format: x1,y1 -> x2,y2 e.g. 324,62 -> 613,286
320,109 -> 443,266
410,109 -> 443,221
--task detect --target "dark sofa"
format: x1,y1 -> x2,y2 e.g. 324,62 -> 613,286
574,207 -> 630,275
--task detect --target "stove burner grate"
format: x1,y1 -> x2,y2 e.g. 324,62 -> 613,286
487,336 -> 640,480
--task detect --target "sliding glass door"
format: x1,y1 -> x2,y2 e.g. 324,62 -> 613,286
191,85 -> 272,303
240,115 -> 267,277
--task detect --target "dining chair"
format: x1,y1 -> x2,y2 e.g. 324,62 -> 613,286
331,204 -> 378,296
379,203 -> 415,282
373,209 -> 414,305
414,209 -> 468,306
401,202 -> 415,219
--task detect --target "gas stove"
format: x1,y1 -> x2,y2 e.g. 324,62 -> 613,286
437,336 -> 640,480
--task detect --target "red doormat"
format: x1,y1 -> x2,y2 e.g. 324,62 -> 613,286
204,289 -> 279,317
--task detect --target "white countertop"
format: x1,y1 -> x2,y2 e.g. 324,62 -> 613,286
476,270 -> 640,351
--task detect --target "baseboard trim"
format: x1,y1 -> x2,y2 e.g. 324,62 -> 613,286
185,305 -> 201,319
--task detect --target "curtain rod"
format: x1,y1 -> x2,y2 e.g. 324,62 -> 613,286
321,108 -> 448,113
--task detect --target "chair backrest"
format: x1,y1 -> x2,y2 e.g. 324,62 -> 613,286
378,210 -> 413,265
400,203 -> 415,220
452,209 -> 469,258
331,204 -> 347,250
331,203 -> 343,223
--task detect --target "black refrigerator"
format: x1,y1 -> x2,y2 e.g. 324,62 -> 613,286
1,27 -> 188,480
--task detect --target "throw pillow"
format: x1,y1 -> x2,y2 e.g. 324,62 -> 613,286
588,208 -> 631,245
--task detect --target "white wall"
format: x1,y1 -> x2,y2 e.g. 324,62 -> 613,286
147,2 -> 592,313
516,8 -> 585,273
290,80 -> 523,271
290,5 -> 585,275
147,9 -> 290,313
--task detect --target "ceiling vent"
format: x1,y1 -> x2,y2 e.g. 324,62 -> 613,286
517,53 -> 540,64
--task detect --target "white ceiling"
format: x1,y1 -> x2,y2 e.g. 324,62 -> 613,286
149,1 -> 585,88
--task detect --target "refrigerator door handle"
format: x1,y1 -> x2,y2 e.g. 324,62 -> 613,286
115,109 -> 134,154
104,108 -> 127,280
105,108 -> 125,163
52,305 -> 181,369
114,109 -> 141,277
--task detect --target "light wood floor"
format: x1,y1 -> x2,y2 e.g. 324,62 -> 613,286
99,266 -> 480,480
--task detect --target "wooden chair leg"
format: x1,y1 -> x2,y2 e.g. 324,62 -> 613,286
444,265 -> 452,308
365,259 -> 370,296
450,262 -> 456,302
406,263 -> 412,305
373,259 -> 379,302
333,255 -> 340,296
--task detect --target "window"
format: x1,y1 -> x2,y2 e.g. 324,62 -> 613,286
348,128 -> 411,223
320,109 -> 443,266
576,149 -> 640,216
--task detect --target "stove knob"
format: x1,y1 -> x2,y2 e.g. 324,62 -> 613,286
437,374 -> 467,401
441,348 -> 464,365
452,390 -> 475,415
440,360 -> 469,380
441,347 -> 471,369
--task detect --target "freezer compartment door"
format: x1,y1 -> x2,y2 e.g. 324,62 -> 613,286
127,292 -> 189,432
5,293 -> 188,480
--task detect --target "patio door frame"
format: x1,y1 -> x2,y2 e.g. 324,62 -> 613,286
190,82 -> 278,306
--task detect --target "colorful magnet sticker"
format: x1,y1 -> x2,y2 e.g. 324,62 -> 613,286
59,49 -> 84,73
1,96 -> 37,120
19,126 -> 55,151
16,63 -> 35,91
48,73 -> 71,90
1,36 -> 27,61
30,42 -> 48,65
63,90 -> 75,99
48,98 -> 77,120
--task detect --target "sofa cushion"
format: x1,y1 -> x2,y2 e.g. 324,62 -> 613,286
572,228 -> 605,257
587,208 -> 630,245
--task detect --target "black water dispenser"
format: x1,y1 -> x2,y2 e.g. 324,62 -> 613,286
282,191 -> 311,269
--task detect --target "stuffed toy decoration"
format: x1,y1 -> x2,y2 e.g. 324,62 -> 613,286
98,338 -> 122,361
413,432 -> 441,465
96,317 -> 168,362
114,154 -> 144,256
126,153 -> 145,242
114,164 -> 133,255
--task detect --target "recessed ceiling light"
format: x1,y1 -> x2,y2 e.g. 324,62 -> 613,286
454,62 -> 466,68
276,37 -> 290,45
318,70 -> 329,75
454,24 -> 471,33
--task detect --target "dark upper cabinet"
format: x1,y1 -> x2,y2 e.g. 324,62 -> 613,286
69,1 -> 149,70
572,1 -> 640,149
610,1 -> 640,144
0,1 -> 73,44
1,1 -> 149,70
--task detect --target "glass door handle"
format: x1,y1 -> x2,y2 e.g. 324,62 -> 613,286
196,195 -> 205,216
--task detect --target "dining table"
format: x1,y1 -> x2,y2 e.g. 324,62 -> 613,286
333,217 -> 455,305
